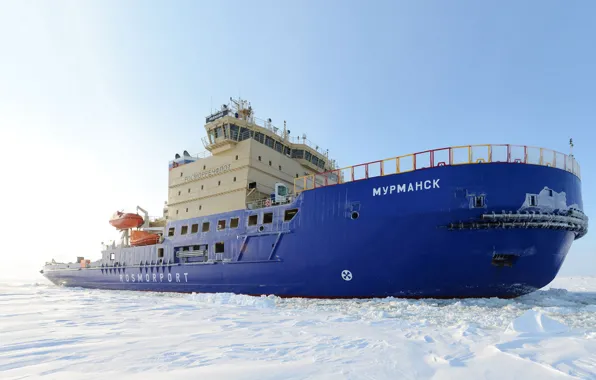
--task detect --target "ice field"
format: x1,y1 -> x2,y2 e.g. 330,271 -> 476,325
1,276 -> 596,379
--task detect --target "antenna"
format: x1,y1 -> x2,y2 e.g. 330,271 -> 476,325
569,138 -> 574,157
283,120 -> 287,140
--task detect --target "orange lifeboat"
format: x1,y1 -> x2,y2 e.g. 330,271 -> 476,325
130,230 -> 160,246
109,211 -> 144,230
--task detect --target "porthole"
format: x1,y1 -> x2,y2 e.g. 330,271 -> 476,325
258,225 -> 265,232
351,211 -> 359,220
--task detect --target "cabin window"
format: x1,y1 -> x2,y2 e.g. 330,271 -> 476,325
176,210 -> 179,215
529,194 -> 537,207
218,181 -> 221,186
548,189 -> 553,196
178,190 -> 181,196
296,173 -> 299,178
215,242 -> 225,253
473,196 -> 485,208
191,223 -> 199,233
279,165 -> 282,171
236,155 -> 238,160
202,222 -> 210,232
110,253 -> 115,260
201,185 -> 204,190
188,188 -> 191,193
158,248 -> 164,258
180,172 -> 183,177
217,220 -> 226,230
199,205 -> 202,210
258,156 -> 262,161
233,177 -> 236,182
263,212 -> 273,224
203,165 -> 206,170
269,160 -> 272,166
248,214 -> 258,226
181,225 -> 188,235
230,217 -> 239,228
284,209 -> 298,221
185,208 -> 188,213
168,227 -> 175,236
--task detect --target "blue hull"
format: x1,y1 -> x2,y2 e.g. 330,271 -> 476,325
43,163 -> 587,298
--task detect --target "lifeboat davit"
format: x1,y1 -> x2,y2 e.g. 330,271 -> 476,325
130,230 -> 160,246
109,211 -> 144,230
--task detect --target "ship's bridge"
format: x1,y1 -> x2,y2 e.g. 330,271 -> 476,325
201,98 -> 336,173
164,98 -> 337,221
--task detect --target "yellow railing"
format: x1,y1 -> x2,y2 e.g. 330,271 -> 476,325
293,144 -> 581,194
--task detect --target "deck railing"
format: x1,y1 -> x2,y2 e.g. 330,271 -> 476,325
293,144 -> 581,194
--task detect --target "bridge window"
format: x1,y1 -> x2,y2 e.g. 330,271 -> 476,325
158,248 -> 164,258
217,220 -> 226,230
274,141 -> 283,153
110,253 -> 115,260
248,215 -> 258,226
263,212 -> 273,224
168,227 -> 175,237
529,194 -> 537,207
181,225 -> 188,235
191,223 -> 199,233
215,242 -> 225,253
253,131 -> 265,143
284,209 -> 298,221
230,217 -> 239,228
202,222 -> 210,232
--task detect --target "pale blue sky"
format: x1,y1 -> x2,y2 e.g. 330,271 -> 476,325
0,1 -> 594,277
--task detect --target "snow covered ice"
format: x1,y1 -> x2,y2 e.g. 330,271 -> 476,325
1,277 -> 596,379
